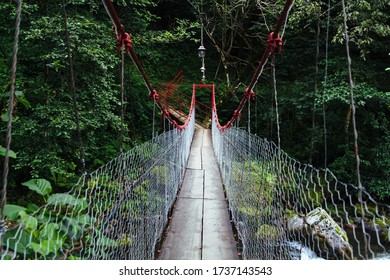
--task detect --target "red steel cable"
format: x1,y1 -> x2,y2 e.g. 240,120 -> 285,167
215,0 -> 294,130
101,0 -> 196,130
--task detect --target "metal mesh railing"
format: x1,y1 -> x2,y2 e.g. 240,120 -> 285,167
1,108 -> 195,260
212,109 -> 390,260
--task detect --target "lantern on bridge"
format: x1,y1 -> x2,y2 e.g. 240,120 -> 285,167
197,17 -> 206,82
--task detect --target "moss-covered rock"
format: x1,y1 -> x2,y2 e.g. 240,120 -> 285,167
287,207 -> 353,259
287,214 -> 306,232
256,224 -> 281,241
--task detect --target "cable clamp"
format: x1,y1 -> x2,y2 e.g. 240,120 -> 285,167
244,88 -> 255,101
267,32 -> 283,54
115,25 -> 133,54
150,90 -> 159,102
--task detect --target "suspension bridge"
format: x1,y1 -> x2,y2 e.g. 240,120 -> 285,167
1,0 -> 389,261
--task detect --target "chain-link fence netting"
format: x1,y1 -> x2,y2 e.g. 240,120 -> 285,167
212,110 -> 390,260
1,109 -> 195,260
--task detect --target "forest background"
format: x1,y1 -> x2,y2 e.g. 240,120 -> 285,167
0,0 -> 389,208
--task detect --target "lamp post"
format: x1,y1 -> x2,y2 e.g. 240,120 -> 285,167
197,45 -> 206,81
197,45 -> 206,59
197,20 -> 206,81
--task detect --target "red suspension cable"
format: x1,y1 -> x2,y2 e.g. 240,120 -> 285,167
102,0 -> 155,99
102,0 -> 196,130
215,0 -> 294,130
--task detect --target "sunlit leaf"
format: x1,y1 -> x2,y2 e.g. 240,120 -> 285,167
4,204 -> 26,221
22,179 -> 52,196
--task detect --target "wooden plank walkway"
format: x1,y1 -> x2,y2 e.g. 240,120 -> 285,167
158,129 -> 239,260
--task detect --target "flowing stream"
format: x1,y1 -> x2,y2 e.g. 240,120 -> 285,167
286,241 -> 390,260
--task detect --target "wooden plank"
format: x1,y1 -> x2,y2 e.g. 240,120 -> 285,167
204,170 -> 225,200
179,169 -> 204,199
186,129 -> 203,170
187,148 -> 202,170
202,129 -> 213,146
158,128 -> 238,260
202,199 -> 239,260
202,146 -> 219,172
191,128 -> 204,149
157,198 -> 203,260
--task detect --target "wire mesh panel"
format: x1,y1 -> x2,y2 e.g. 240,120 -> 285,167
1,109 -> 195,260
212,109 -> 390,260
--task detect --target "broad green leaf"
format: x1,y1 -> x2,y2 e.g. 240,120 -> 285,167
15,91 -> 31,108
95,235 -> 118,248
0,146 -> 17,159
2,228 -> 33,255
26,203 -> 39,213
77,214 -> 95,225
3,204 -> 26,221
29,242 -> 45,255
47,193 -> 87,211
30,239 -> 63,256
39,222 -> 59,240
60,217 -> 82,239
22,179 -> 52,196
19,211 -> 38,231
34,223 -> 66,257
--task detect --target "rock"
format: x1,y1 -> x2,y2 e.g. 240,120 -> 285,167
306,208 -> 352,259
287,207 -> 352,259
287,214 -> 306,232
256,224 -> 281,241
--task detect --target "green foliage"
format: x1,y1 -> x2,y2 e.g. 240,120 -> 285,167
332,0 -> 390,58
22,179 -> 52,197
256,224 -> 281,240
0,146 -> 17,159
231,160 -> 277,218
3,177 -> 103,259
0,0 -> 389,258
3,204 -> 27,221
47,193 -> 88,212
150,19 -> 199,44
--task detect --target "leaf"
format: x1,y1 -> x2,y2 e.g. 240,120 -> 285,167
15,91 -> 31,108
47,193 -> 87,211
39,222 -> 59,240
29,222 -> 65,256
1,112 -> 8,122
3,204 -> 26,221
93,234 -> 118,248
60,217 -> 82,239
19,211 -> 38,231
26,203 -> 39,213
22,179 -> 52,196
2,228 -> 33,255
29,239 -> 63,256
77,214 -> 95,225
0,146 -> 17,159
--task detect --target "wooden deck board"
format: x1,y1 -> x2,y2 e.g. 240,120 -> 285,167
158,129 -> 238,260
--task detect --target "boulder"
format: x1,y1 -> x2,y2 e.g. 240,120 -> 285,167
288,207 -> 352,259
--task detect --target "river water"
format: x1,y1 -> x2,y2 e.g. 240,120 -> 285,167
286,241 -> 390,260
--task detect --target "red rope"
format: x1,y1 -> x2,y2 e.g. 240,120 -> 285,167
102,0 -> 196,130
213,0 -> 294,130
102,1 -> 154,97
